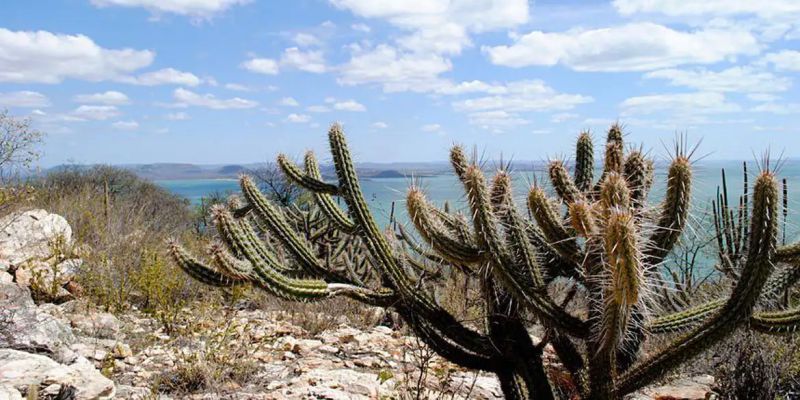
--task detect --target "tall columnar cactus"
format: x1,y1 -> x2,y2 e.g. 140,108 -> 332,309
168,123 -> 800,400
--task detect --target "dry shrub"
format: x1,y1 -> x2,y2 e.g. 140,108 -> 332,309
27,166 -> 208,322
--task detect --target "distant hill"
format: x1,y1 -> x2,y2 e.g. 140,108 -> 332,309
45,160 -> 551,181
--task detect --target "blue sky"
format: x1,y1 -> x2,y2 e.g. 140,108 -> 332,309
1,0 -> 799,166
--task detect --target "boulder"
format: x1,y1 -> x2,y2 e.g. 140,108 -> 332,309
0,283 -> 76,362
0,209 -> 72,269
0,349 -> 115,400
0,384 -> 22,400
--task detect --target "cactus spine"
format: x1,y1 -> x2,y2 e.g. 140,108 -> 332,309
168,122 -> 800,400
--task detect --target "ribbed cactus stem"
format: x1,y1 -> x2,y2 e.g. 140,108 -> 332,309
624,151 -> 652,205
208,242 -> 253,281
528,186 -> 582,263
167,240 -> 240,287
450,145 -> 469,182
603,210 -> 642,340
302,151 -> 356,233
406,188 -> 482,264
604,127 -> 624,175
600,172 -> 631,213
569,201 -> 596,237
277,153 -> 340,194
575,131 -> 594,192
647,156 -> 692,264
549,160 -> 582,204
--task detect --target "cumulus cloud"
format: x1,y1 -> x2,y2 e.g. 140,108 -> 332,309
112,120 -> 139,130
371,121 -> 388,129
72,91 -> 130,105
173,88 -> 258,109
280,47 -> 326,73
483,23 -> 759,72
0,28 -> 153,83
0,91 -> 51,108
90,0 -> 251,19
329,0 -> 528,55
644,67 -> 792,93
71,105 -> 121,121
451,80 -> 592,113
338,45 -> 452,92
292,33 -> 321,47
241,58 -> 279,75
286,113 -> 311,123
613,0 -> 800,19
125,68 -> 202,86
332,99 -> 366,111
620,92 -> 741,116
278,97 -> 300,107
166,112 -> 190,120
760,50 -> 800,71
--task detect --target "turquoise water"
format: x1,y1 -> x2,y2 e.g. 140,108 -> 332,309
156,161 -> 800,242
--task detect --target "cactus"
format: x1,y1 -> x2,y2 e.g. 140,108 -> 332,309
168,123 -> 800,400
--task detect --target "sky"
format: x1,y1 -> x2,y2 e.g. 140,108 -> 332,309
1,0 -> 799,167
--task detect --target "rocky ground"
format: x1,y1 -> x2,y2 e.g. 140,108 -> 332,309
0,209 -> 718,399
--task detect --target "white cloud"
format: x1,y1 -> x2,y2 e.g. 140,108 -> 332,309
307,105 -> 331,113
760,50 -> 800,71
280,47 -> 326,73
613,0 -> 800,19
620,92 -> 741,116
292,33 -> 320,47
71,105 -> 121,121
166,112 -> 190,120
0,91 -> 51,108
484,23 -> 759,72
90,0 -> 251,19
332,99 -> 366,112
126,68 -> 202,86
752,102 -> 800,114
173,88 -> 258,109
644,67 -> 791,93
0,28 -> 153,83
241,58 -> 279,75
287,113 -> 311,123
72,91 -> 130,105
329,0 -> 528,55
112,120 -> 139,130
421,123 -> 442,132
338,44 -> 452,92
748,93 -> 779,102
371,121 -> 388,129
451,80 -> 592,113
467,110 -> 528,130
278,97 -> 300,107
224,83 -> 252,91
351,23 -> 371,33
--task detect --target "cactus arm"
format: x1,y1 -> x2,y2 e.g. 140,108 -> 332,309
750,307 -> 800,334
592,124 -> 625,194
528,186 -> 584,264
645,156 -> 692,266
301,151 -> 357,233
463,166 -> 589,338
647,299 -> 726,334
327,124 -> 497,355
574,131 -> 594,192
276,153 -> 340,195
761,260 -> 800,302
624,151 -> 653,206
407,188 -> 483,264
240,175 -> 345,280
167,240 -> 242,287
208,242 -> 254,281
617,171 -> 779,396
549,160 -> 583,204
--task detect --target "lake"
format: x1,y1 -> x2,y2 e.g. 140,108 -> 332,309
156,160 -> 800,243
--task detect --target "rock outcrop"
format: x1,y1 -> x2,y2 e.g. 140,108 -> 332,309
0,209 -> 72,269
